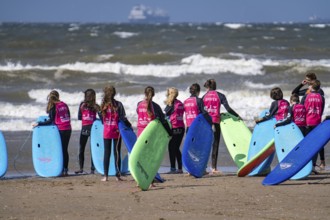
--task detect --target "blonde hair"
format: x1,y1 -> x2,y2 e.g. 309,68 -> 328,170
165,87 -> 178,106
46,90 -> 60,113
101,85 -> 117,117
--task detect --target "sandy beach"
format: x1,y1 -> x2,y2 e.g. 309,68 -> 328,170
1,171 -> 330,220
1,131 -> 330,219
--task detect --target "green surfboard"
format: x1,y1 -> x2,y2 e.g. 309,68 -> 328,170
220,113 -> 252,169
129,119 -> 171,190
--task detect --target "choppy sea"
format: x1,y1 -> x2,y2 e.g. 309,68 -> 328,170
1,22 -> 330,176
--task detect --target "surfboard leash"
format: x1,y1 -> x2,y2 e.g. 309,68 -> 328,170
13,130 -> 33,177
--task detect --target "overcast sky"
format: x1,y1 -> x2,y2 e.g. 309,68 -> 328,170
1,0 -> 330,23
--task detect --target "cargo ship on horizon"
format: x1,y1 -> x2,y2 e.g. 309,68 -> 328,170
128,5 -> 170,24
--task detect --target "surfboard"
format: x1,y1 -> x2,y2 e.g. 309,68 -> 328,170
247,110 -> 276,176
220,113 -> 251,169
118,120 -> 137,153
182,114 -> 213,178
274,122 -> 312,180
90,119 -> 129,176
129,119 -> 171,190
32,116 -> 63,177
118,120 -> 164,182
237,140 -> 275,177
263,119 -> 330,185
0,131 -> 8,178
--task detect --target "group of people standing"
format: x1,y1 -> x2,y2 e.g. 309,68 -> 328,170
255,72 -> 326,173
32,73 -> 327,180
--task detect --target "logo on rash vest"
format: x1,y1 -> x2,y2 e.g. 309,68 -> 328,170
280,163 -> 292,169
137,161 -> 149,180
38,157 -> 52,163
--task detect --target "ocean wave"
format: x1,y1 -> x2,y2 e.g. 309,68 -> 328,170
309,24 -> 329,29
68,23 -> 80,32
112,31 -> 139,38
224,23 -> 248,29
1,56 -> 330,78
244,81 -> 280,89
1,87 -> 330,131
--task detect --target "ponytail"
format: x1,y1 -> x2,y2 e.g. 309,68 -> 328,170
144,86 -> 155,117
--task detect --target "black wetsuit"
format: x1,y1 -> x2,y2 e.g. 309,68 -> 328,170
301,92 -> 326,166
292,83 -> 324,97
164,102 -> 185,171
77,102 -> 96,173
257,100 -> 289,124
100,100 -> 130,178
275,105 -> 307,135
202,91 -> 239,170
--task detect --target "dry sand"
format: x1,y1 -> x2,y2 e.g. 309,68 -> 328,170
1,171 -> 330,220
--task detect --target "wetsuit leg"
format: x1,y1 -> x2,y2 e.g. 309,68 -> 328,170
306,126 -> 318,166
78,134 -> 88,170
113,138 -> 122,177
103,139 -> 112,177
168,133 -> 176,170
175,128 -> 185,170
211,123 -> 221,170
59,129 -> 72,172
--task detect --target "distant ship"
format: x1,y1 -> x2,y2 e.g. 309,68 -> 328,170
128,5 -> 170,24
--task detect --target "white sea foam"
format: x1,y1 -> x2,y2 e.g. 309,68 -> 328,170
0,54 -> 266,76
262,36 -> 275,40
68,23 -> 80,32
275,27 -> 286,31
310,24 -> 327,29
244,81 -> 279,89
224,23 -> 246,29
95,54 -> 114,62
112,31 -> 139,39
1,56 -> 330,78
1,87 -> 330,131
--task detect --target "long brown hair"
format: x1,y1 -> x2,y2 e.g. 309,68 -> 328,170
165,87 -> 178,106
83,88 -> 99,111
100,85 -> 117,117
46,90 -> 60,113
144,86 -> 155,117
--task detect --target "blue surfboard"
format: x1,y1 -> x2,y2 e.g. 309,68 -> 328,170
263,119 -> 330,185
274,122 -> 312,180
0,131 -> 8,178
182,114 -> 213,178
118,120 -> 164,182
32,116 -> 63,177
90,119 -> 129,176
248,110 -> 276,176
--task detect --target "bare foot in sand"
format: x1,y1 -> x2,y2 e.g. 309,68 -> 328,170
101,177 -> 108,182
